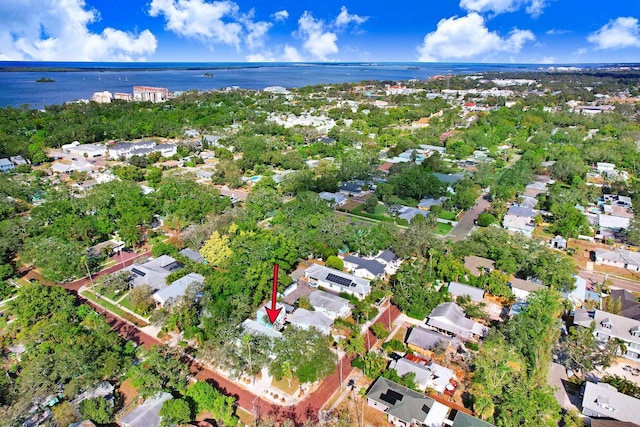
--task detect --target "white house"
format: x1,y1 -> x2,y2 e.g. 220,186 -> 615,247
508,277 -> 546,301
375,249 -> 402,275
0,158 -> 15,173
318,191 -> 347,207
447,282 -> 485,303
427,302 -> 488,340
108,140 -> 156,159
152,272 -> 204,307
367,377 -> 452,427
573,309 -> 640,361
62,141 -> 108,158
502,205 -> 537,237
308,290 -> 351,319
582,381 -> 640,424
389,357 -> 455,393
595,248 -> 640,271
287,308 -> 333,335
342,255 -> 386,280
304,264 -> 371,300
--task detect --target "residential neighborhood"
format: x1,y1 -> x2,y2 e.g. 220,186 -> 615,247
2,68 -> 640,427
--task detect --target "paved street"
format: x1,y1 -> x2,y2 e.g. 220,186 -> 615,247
578,270 -> 640,293
448,195 -> 491,242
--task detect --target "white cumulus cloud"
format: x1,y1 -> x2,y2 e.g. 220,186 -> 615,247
296,11 -> 338,60
587,17 -> 640,50
272,10 -> 289,22
283,45 -> 303,62
293,7 -> 367,61
335,6 -> 368,28
417,13 -> 534,62
459,0 -> 547,17
0,0 -> 157,61
149,0 -> 243,47
245,44 -> 303,62
149,0 -> 273,50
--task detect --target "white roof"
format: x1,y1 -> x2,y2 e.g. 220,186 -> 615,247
152,272 -> 204,306
447,282 -> 484,302
598,214 -> 630,230
391,358 -> 454,393
304,264 -> 371,297
308,290 -> 349,314
287,308 -> 333,332
582,382 -> 640,423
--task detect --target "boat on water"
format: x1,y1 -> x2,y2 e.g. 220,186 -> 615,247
35,77 -> 55,83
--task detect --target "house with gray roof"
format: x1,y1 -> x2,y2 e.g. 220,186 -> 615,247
582,382 -> 640,424
375,249 -> 402,274
367,377 -> 451,427
427,302 -> 488,340
389,357 -> 455,393
609,289 -> 640,321
448,282 -> 485,303
318,191 -> 347,206
287,308 -> 333,335
502,205 -> 538,237
595,248 -> 640,272
406,326 -> 452,354
342,254 -> 386,280
396,206 -> 429,223
573,309 -> 640,361
0,158 -> 15,173
179,248 -> 206,264
127,255 -> 182,292
599,214 -> 631,231
308,290 -> 350,319
304,264 -> 371,300
451,411 -> 496,427
152,272 -> 204,307
119,392 -> 172,427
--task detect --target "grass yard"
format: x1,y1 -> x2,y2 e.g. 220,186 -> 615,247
271,376 -> 301,397
438,211 -> 458,221
82,290 -> 127,317
434,222 -> 454,236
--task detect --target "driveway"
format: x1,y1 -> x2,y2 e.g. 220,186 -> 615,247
448,195 -> 491,242
548,362 -> 580,411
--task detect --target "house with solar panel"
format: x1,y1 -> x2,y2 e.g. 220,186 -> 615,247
366,377 -> 452,427
303,264 -> 371,300
126,255 -> 182,292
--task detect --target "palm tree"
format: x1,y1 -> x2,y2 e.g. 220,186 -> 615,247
473,394 -> 495,421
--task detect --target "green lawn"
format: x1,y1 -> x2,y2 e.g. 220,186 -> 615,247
373,205 -> 387,215
438,211 -> 458,221
82,290 -> 128,317
434,222 -> 454,235
119,295 -> 153,318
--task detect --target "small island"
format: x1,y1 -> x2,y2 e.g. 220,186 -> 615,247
35,77 -> 55,83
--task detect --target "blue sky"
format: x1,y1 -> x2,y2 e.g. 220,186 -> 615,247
0,0 -> 639,63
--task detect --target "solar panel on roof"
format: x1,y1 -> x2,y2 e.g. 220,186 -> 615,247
131,268 -> 146,277
380,389 -> 404,405
326,273 -> 352,288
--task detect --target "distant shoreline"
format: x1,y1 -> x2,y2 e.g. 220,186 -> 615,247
0,66 -> 263,73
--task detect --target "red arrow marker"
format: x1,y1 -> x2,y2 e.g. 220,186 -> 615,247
265,263 -> 282,325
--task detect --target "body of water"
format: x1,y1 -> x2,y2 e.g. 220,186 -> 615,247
0,61 -> 607,109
